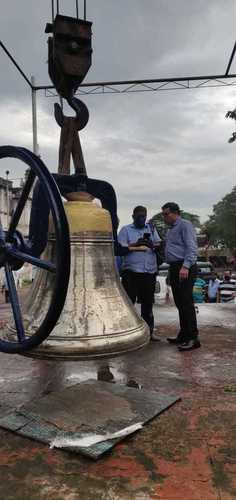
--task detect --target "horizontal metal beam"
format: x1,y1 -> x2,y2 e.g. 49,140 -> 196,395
37,73 -> 236,96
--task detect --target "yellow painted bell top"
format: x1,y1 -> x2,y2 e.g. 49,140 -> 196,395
64,200 -> 112,234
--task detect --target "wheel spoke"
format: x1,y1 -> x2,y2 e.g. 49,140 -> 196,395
7,169 -> 36,239
4,263 -> 25,343
6,247 -> 56,272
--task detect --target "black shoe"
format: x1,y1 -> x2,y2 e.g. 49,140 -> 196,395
178,339 -> 201,351
167,336 -> 185,345
150,331 -> 160,341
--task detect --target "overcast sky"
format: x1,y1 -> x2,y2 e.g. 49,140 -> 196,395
1,0 -> 236,226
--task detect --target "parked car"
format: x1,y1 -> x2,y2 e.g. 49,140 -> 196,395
155,263 -> 170,299
196,261 -> 213,283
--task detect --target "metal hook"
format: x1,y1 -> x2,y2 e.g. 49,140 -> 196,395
54,97 -> 89,131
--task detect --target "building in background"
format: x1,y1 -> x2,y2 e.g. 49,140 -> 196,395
0,176 -> 13,229
0,176 -> 33,287
0,176 -> 31,235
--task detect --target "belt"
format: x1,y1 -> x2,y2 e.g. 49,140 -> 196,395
169,261 -> 197,267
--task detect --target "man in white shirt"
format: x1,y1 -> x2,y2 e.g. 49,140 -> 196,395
207,272 -> 220,303
118,206 -> 161,340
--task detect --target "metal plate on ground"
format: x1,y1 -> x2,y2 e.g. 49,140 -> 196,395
0,380 -> 180,459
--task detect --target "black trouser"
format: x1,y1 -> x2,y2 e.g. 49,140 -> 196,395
208,297 -> 217,303
121,270 -> 156,334
169,262 -> 198,341
4,290 -> 10,303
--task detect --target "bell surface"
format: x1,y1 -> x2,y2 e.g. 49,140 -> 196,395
13,199 -> 149,360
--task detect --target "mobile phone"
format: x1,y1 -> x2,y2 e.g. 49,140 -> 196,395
143,233 -> 150,240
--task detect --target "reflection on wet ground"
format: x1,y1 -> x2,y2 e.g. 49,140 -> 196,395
0,303 -> 235,409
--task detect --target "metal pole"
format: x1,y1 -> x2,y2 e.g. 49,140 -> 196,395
225,40 -> 236,75
31,76 -> 39,156
5,170 -> 9,227
76,0 -> 79,18
56,0 -> 59,14
0,41 -> 32,89
51,0 -> 55,21
84,0 -> 86,20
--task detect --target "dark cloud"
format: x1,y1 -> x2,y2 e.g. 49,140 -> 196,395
1,1 -> 236,225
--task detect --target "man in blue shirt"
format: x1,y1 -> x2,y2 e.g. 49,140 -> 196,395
162,202 -> 200,351
118,206 -> 161,340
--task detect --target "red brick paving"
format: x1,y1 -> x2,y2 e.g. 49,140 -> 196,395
0,302 -> 235,499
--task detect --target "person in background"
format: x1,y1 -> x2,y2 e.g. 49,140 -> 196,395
192,276 -> 206,304
165,272 -> 172,303
1,271 -> 18,303
1,276 -> 10,303
218,271 -> 236,303
118,206 -> 161,340
162,202 -> 200,351
207,272 -> 220,303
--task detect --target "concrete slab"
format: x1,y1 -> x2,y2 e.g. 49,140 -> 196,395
0,380 -> 180,459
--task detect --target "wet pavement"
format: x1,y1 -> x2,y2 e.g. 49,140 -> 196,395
156,301 -> 236,329
0,301 -> 235,499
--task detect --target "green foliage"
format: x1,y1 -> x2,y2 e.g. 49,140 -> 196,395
203,186 -> 236,251
226,109 -> 236,143
150,213 -> 167,239
150,211 -> 201,239
180,211 -> 201,227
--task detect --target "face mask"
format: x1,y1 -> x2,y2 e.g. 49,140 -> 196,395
134,215 -> 146,228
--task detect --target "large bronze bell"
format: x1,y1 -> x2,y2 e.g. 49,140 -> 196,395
16,195 -> 149,360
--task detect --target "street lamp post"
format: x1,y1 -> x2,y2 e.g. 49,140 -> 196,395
5,170 -> 9,227
31,76 -> 39,156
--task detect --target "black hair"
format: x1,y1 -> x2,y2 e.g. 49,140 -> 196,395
162,202 -> 180,214
133,205 -> 147,215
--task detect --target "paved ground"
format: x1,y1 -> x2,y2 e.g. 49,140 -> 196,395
0,300 -> 235,499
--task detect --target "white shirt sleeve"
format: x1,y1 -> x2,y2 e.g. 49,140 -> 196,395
118,226 -> 129,247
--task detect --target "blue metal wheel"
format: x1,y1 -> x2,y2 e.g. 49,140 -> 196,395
0,146 -> 70,353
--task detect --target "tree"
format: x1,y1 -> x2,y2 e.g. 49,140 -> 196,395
226,108 -> 236,143
203,186 -> 236,251
150,213 -> 167,239
180,212 -> 201,227
150,210 -> 201,239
